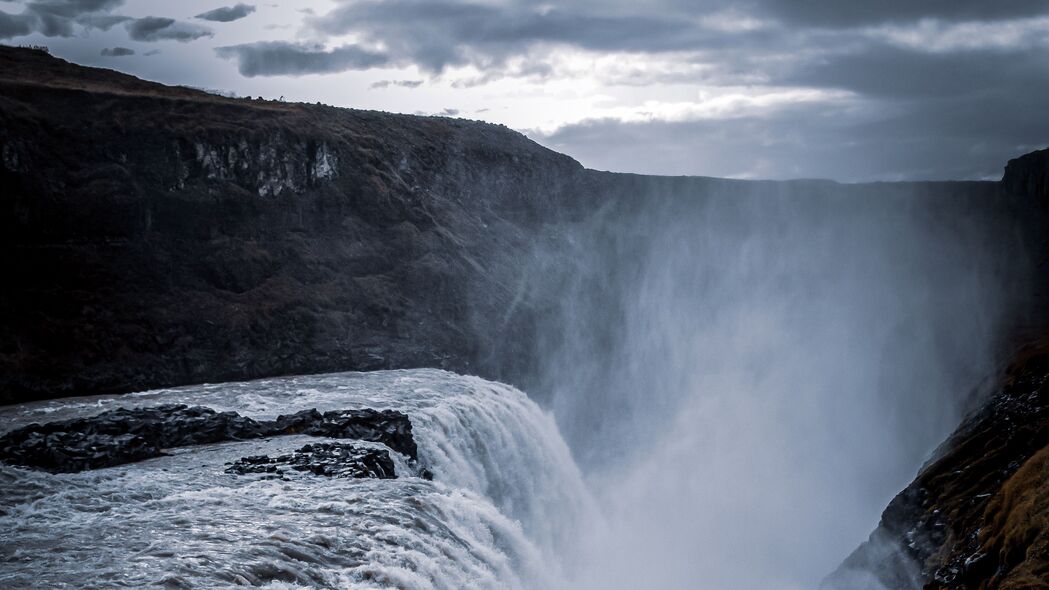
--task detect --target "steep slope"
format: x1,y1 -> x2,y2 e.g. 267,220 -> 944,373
825,346 -> 1049,590
0,46 -> 598,403
825,155 -> 1049,590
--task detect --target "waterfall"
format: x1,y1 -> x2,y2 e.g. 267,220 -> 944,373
0,369 -> 594,589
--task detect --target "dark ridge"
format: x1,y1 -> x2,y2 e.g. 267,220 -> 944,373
0,403 -> 419,472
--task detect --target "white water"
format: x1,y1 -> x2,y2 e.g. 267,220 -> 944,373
0,369 -> 594,589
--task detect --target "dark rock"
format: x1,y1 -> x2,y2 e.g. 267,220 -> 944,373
824,349 -> 1049,589
1003,147 -> 1049,202
275,408 -> 418,460
0,46 -> 594,404
225,442 -> 397,479
0,404 -> 420,473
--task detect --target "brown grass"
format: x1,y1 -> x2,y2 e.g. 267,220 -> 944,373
979,443 -> 1049,589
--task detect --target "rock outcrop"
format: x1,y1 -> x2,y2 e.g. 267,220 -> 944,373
825,348 -> 1049,589
0,403 -> 418,472
1003,148 -> 1049,204
225,442 -> 398,480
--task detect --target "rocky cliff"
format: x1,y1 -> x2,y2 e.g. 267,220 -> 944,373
825,345 -> 1049,590
0,45 -> 1046,407
0,45 -> 601,403
823,151 -> 1049,590
1003,148 -> 1049,207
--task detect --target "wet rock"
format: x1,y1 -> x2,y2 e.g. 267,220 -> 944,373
273,408 -> 419,460
824,350 -> 1049,589
0,404 -> 420,473
225,442 -> 397,479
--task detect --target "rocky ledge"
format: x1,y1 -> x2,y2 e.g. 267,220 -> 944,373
0,403 -> 419,474
225,442 -> 397,480
826,348 -> 1049,589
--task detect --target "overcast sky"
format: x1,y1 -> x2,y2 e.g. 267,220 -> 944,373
2,0 -> 1047,181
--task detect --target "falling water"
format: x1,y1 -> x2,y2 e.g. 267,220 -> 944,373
524,179 -> 1037,589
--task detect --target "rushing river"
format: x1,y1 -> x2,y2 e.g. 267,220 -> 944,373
0,369 -> 594,589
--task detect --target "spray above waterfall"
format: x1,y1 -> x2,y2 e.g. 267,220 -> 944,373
511,178 -> 1038,588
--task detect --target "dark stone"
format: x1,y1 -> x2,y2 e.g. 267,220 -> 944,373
275,408 -> 419,461
1003,147 -> 1049,202
225,442 -> 397,479
824,350 -> 1049,589
0,403 -> 421,473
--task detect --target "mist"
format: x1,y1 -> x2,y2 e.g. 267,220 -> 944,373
511,178 -> 1036,589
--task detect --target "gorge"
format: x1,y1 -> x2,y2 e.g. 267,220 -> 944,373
1,45 -> 1049,589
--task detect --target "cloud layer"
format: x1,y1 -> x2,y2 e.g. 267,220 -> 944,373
1,0 -> 1047,180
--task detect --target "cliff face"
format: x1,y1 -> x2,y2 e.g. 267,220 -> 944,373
0,46 -> 600,403
0,45 -> 1045,407
1003,148 -> 1049,206
823,153 -> 1049,590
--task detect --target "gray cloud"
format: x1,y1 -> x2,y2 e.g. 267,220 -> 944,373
0,0 -> 124,38
0,12 -> 35,38
304,0 -> 1049,75
125,16 -> 212,42
295,0 -> 1049,180
196,3 -> 255,23
371,79 -> 424,89
77,14 -> 130,30
538,89 -> 1049,182
754,0 -> 1049,27
215,41 -> 389,76
783,44 -> 1049,100
24,0 -> 124,18
100,45 -> 133,56
308,1 -> 743,72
